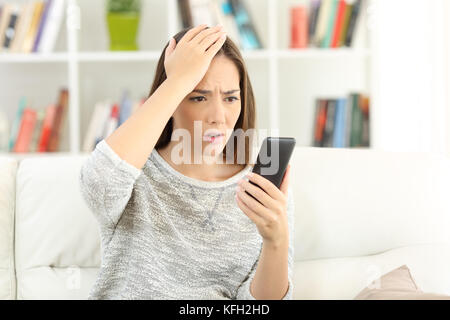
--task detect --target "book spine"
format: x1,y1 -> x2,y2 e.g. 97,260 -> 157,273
314,0 -> 332,47
29,108 -> 46,152
14,108 -> 37,153
22,1 -> 45,53
8,97 -> 27,151
37,104 -> 56,152
323,99 -> 336,147
321,0 -> 338,48
338,3 -> 352,47
37,0 -> 64,53
308,0 -> 321,45
315,99 -> 328,147
290,6 -> 308,49
0,4 -> 12,52
332,98 -> 347,148
345,0 -> 362,47
331,0 -> 346,48
47,88 -> 69,152
2,6 -> 20,51
32,0 -> 52,53
229,0 -> 263,50
350,93 -> 362,147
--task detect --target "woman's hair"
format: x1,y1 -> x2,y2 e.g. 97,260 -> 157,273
149,27 -> 257,165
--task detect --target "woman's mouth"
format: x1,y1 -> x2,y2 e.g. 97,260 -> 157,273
203,133 -> 225,144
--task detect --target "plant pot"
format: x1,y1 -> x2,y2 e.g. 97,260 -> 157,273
107,12 -> 140,51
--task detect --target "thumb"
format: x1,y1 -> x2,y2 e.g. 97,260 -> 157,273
279,164 -> 291,197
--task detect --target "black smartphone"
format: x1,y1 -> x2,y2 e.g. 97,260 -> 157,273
246,137 -> 296,200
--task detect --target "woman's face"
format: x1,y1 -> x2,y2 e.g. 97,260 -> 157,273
172,55 -> 242,162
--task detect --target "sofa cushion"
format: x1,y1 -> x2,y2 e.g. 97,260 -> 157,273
15,155 -> 101,299
354,264 -> 450,300
292,243 -> 450,299
290,147 -> 450,261
0,157 -> 17,300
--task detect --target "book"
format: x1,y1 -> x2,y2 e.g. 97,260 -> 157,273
215,0 -> 241,48
103,103 -> 119,140
322,99 -> 336,147
338,2 -> 352,47
22,1 -> 45,53
8,97 -> 27,152
331,0 -> 346,48
37,0 -> 64,53
47,88 -> 69,152
229,0 -> 263,49
290,5 -> 308,49
14,108 -> 37,153
10,2 -> 34,53
37,104 -> 57,152
32,0 -> 52,53
118,90 -> 132,127
332,98 -> 347,148
0,4 -> 12,51
345,0 -> 362,47
2,4 -> 20,51
349,93 -> 363,147
321,0 -> 338,48
83,101 -> 107,152
29,108 -> 46,152
313,98 -> 328,147
94,101 -> 113,149
360,95 -> 370,147
314,0 -> 332,47
308,0 -> 321,45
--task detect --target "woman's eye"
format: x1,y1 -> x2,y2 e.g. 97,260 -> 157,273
226,97 -> 239,102
190,96 -> 206,102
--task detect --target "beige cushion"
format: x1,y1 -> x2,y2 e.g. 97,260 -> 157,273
354,265 -> 450,300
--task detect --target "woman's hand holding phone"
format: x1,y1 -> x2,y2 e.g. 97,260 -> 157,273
235,164 -> 291,249
164,24 -> 227,94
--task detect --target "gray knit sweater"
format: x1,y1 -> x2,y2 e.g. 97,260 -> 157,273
79,139 -> 294,300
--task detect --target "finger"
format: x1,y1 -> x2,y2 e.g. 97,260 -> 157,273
236,194 -> 265,226
237,185 -> 275,222
279,164 -> 291,197
165,37 -> 176,59
200,30 -> 227,52
247,172 -> 284,202
239,178 -> 278,210
179,24 -> 208,45
193,25 -> 223,46
205,33 -> 227,57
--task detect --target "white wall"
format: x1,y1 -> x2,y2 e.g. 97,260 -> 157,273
371,0 -> 449,155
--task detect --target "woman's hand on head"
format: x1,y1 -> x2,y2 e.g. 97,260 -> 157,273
164,24 -> 227,93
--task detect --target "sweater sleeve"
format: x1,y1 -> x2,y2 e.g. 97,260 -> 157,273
235,187 -> 295,300
79,139 -> 142,230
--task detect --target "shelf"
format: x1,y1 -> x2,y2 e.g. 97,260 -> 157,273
0,53 -> 69,63
0,152 -> 79,160
0,49 -> 370,63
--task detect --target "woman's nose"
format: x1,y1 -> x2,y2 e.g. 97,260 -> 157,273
208,100 -> 226,124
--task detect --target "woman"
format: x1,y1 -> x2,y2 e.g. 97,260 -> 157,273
79,24 -> 294,300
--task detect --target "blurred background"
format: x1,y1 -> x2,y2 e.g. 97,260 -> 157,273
0,0 -> 448,157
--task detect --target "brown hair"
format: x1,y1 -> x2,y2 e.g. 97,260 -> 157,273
148,27 -> 257,165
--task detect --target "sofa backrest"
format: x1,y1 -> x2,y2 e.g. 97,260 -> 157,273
290,147 -> 450,262
0,157 -> 17,300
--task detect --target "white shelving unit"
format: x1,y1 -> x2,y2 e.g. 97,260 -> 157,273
0,0 -> 374,158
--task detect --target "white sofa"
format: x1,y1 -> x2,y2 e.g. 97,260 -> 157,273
1,146 -> 450,300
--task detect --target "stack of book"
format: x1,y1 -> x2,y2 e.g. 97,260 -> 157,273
5,88 -> 69,153
178,0 -> 262,50
291,0 -> 363,49
0,0 -> 65,54
83,91 -> 146,152
312,92 -> 370,148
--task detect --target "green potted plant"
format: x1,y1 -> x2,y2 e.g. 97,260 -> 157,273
106,0 -> 141,51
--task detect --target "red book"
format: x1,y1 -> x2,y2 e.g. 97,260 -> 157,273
290,6 -> 308,49
315,100 -> 328,144
14,108 -> 37,153
331,0 -> 346,48
47,88 -> 69,152
37,104 -> 57,152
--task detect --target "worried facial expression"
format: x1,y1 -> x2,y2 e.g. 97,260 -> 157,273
171,55 -> 242,160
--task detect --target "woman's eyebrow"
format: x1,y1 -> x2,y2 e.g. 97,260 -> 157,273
192,89 -> 240,95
